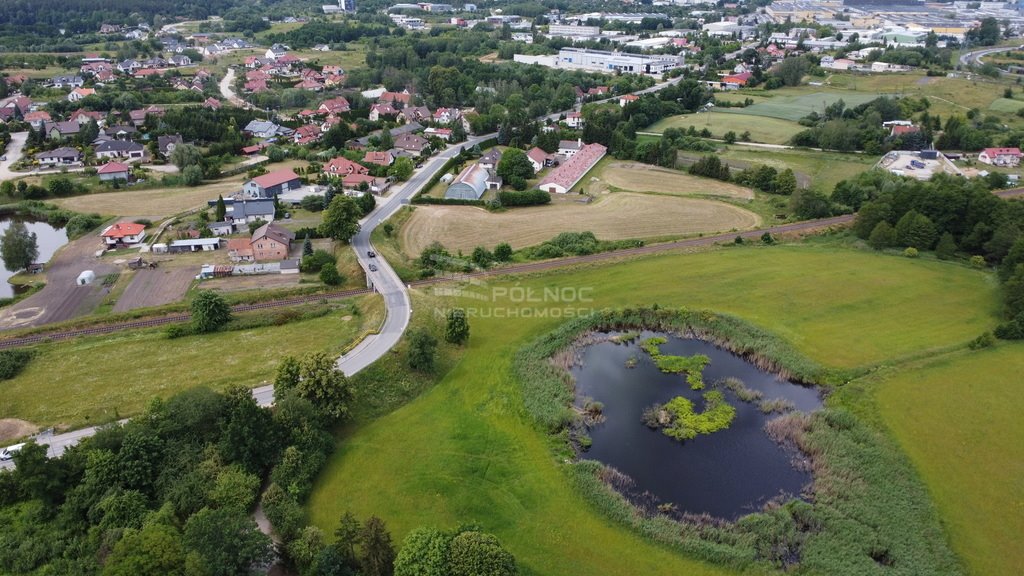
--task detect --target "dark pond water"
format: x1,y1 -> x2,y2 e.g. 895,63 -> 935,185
0,218 -> 69,299
570,331 -> 822,520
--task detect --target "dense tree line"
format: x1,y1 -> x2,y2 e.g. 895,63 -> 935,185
790,96 -> 940,153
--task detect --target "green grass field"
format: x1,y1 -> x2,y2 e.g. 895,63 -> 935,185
988,97 -> 1024,113
647,111 -> 804,145
709,146 -> 876,194
0,296 -> 383,430
873,344 -> 1024,576
717,91 -> 885,122
307,245 -> 997,575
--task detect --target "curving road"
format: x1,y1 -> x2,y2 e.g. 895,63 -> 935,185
0,131 -> 29,181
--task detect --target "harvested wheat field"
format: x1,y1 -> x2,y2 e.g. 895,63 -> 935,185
401,192 -> 760,254
598,162 -> 754,199
54,181 -> 241,219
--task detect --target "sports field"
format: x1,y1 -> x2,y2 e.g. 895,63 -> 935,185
647,111 -> 805,144
597,161 -> 754,199
307,246 -> 998,575
874,344 -> 1024,576
400,193 -> 761,254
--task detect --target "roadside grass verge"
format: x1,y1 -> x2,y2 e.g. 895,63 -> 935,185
306,244 -> 994,575
0,295 -> 383,429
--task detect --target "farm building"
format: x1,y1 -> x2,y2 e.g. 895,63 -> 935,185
243,169 -> 303,199
538,143 -> 607,194
168,238 -> 223,253
445,163 -> 494,200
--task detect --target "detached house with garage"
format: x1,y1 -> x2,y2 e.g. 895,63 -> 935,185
100,221 -> 147,247
243,169 -> 303,199
95,140 -> 145,160
978,147 -> 1022,167
324,156 -> 370,177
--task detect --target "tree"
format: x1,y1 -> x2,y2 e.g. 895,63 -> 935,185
790,189 -> 833,220
1004,264 -> 1024,319
190,290 -> 231,333
935,232 -> 957,260
360,516 -> 396,576
445,308 -> 470,344
183,507 -> 273,576
448,531 -> 517,576
357,191 -> 377,216
289,526 -> 328,574
103,523 -> 187,576
334,511 -> 363,570
496,148 -> 535,182
853,201 -> 892,239
320,264 -> 343,286
276,352 -> 352,422
773,169 -> 797,196
170,143 -> 204,170
1,221 -> 39,272
894,210 -> 938,249
407,328 -> 438,371
471,246 -> 492,268
868,221 -> 896,250
394,528 -> 451,576
209,466 -> 261,511
493,242 -> 513,262
389,157 -> 414,181
182,165 -> 204,186
303,233 -> 314,257
775,56 -> 809,87
320,195 -> 362,242
215,195 -> 227,222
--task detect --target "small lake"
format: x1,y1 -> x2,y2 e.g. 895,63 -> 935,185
571,331 -> 822,520
0,218 -> 69,299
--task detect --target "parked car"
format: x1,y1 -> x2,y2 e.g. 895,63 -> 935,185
367,250 -> 376,257
368,264 -> 378,272
0,443 -> 25,461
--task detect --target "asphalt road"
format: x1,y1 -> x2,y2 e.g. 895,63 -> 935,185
958,45 -> 1018,72
0,131 -> 28,181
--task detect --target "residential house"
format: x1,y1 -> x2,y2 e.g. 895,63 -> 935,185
432,107 -> 460,124
538,143 -> 607,194
890,125 -> 920,138
118,59 -> 141,74
129,106 -> 164,126
244,79 -> 269,93
423,127 -> 452,141
227,238 -> 255,262
479,148 -> 502,170
350,123 -> 423,149
24,111 -> 51,130
363,150 -> 394,166
209,221 -> 234,236
294,78 -> 324,91
251,222 -> 295,261
393,133 -> 430,155
50,75 -> 84,89
158,135 -> 184,158
266,44 -> 289,60
722,71 -> 752,88
44,121 -> 81,140
369,103 -> 398,121
341,174 -> 391,194
169,55 -> 192,67
618,94 -> 639,107
293,124 -> 322,145
245,56 -> 265,69
243,120 -> 285,139
587,86 -> 609,96
322,65 -> 344,76
324,156 -> 370,177
319,97 -> 351,114
97,161 -> 131,181
67,88 -> 96,103
313,44 -> 330,52
35,147 -> 83,166
558,139 -> 582,158
978,147 -> 1022,167
68,109 -> 105,126
243,169 -> 302,199
104,125 -> 138,140
226,199 -> 276,226
100,221 -> 147,247
95,140 -> 145,160
203,97 -> 222,110
399,106 -> 431,124
526,147 -> 551,173
379,91 -> 412,106
566,111 -> 584,129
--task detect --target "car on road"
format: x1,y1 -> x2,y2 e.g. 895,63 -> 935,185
0,155 -> 6,161
368,264 -> 378,272
367,250 -> 376,257
0,443 -> 25,461
415,163 -> 423,169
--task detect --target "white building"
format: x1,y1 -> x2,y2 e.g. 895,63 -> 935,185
555,47 -> 682,74
548,24 -> 600,38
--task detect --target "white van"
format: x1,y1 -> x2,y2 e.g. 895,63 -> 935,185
0,443 -> 25,461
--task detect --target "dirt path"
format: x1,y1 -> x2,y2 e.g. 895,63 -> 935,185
113,267 -> 195,312
0,235 -> 118,330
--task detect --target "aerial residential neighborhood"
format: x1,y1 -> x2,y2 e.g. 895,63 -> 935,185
0,1 -> 1022,575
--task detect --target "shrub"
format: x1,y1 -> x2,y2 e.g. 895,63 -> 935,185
903,247 -> 919,258
0,349 -> 34,380
301,249 -> 336,274
497,189 -> 551,207
300,195 -> 325,212
64,213 -> 104,238
968,332 -> 996,349
319,264 -> 343,286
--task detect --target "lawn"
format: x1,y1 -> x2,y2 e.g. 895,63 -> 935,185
988,97 -> 1024,113
0,295 -> 383,429
307,245 -> 997,575
647,111 -> 805,144
597,161 -> 754,199
399,192 -> 761,254
717,91 -> 884,122
678,146 -> 877,194
872,344 -> 1024,576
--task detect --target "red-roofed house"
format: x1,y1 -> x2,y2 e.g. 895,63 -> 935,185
293,124 -> 322,145
538,143 -> 607,194
244,169 -> 303,199
341,173 -> 390,194
424,127 -> 452,141
369,103 -> 398,121
97,161 -> 131,181
322,65 -> 344,75
432,107 -> 460,124
722,72 -> 753,87
526,147 -> 551,172
67,88 -> 96,103
203,97 -> 222,110
379,91 -> 412,105
24,111 -> 51,130
69,109 -> 106,126
101,221 -> 147,247
324,156 -> 370,177
363,151 -> 394,166
618,94 -> 639,107
565,111 -> 584,129
319,97 -> 350,114
890,125 -> 920,137
588,86 -> 609,96
978,147 -> 1022,166
294,78 -> 324,91
245,79 -> 269,93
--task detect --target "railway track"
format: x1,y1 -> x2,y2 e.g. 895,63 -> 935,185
0,215 -> 851,350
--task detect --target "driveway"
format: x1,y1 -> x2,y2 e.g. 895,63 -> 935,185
0,131 -> 29,181
112,267 -> 194,312
0,235 -> 117,330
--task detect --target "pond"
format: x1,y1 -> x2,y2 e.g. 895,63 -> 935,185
0,218 -> 69,299
570,331 -> 822,520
